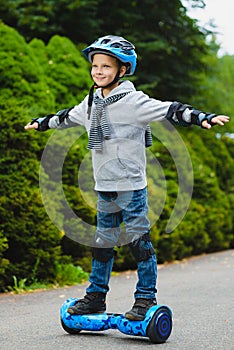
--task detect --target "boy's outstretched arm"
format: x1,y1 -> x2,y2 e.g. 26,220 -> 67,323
165,101 -> 230,129
201,115 -> 230,129
24,107 -> 75,132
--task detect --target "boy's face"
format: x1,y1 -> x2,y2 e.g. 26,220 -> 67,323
91,54 -> 125,90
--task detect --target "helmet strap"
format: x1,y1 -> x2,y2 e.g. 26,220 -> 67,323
88,70 -> 122,112
102,70 -> 121,89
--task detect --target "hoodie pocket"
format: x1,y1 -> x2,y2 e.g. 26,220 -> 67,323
116,145 -> 127,170
116,145 -> 142,178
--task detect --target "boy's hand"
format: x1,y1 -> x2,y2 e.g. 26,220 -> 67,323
24,122 -> 38,130
202,115 -> 230,129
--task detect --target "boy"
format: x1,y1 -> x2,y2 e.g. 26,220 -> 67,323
25,35 -> 229,320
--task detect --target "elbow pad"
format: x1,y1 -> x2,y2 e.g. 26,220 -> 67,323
166,102 -> 192,127
55,107 -> 74,123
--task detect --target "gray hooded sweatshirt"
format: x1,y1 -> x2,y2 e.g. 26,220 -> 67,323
48,80 -> 196,191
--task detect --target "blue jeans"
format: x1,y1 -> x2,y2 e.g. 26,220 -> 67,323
86,187 -> 157,299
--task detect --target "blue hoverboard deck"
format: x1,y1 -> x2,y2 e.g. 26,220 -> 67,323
60,298 -> 172,343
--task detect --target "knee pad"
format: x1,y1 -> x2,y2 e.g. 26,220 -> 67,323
92,247 -> 116,263
128,234 -> 155,262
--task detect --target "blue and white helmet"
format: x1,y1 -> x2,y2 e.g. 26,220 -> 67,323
82,35 -> 137,76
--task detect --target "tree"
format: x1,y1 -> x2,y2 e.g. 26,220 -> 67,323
0,0 -> 211,101
0,0 -> 100,43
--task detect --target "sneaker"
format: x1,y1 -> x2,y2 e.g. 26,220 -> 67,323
125,298 -> 157,321
67,293 -> 106,315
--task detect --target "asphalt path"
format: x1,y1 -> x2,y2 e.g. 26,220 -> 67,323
0,250 -> 233,350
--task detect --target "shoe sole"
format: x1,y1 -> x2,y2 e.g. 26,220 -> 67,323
124,312 -> 144,321
67,307 -> 106,315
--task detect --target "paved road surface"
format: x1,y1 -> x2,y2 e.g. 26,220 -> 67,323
0,250 -> 233,350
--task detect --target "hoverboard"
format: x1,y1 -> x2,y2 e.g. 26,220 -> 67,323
60,298 -> 172,343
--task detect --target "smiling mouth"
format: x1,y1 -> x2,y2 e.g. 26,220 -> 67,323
94,77 -> 107,85
95,77 -> 105,81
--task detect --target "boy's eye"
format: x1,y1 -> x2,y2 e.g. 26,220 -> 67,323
92,65 -> 110,69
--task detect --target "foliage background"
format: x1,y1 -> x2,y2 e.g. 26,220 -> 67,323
0,0 -> 233,292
